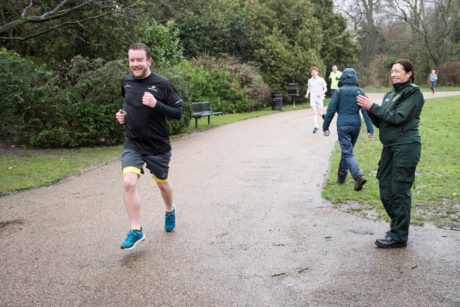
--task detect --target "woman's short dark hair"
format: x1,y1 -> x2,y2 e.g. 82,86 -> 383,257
392,59 -> 415,83
128,43 -> 152,59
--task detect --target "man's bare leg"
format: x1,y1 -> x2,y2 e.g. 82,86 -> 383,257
157,181 -> 174,212
123,172 -> 141,230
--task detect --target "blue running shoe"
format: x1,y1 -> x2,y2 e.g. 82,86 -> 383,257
165,206 -> 176,232
120,228 -> 145,250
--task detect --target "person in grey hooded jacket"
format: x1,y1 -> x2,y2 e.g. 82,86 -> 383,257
323,68 -> 374,191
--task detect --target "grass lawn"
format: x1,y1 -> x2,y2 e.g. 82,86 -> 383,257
322,95 -> 460,230
0,146 -> 121,195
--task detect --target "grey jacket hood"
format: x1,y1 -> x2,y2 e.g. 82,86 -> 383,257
338,68 -> 359,87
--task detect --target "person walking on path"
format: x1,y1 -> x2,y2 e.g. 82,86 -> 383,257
328,65 -> 342,98
305,67 -> 327,133
115,43 -> 183,250
357,59 -> 425,249
323,68 -> 374,191
429,69 -> 438,95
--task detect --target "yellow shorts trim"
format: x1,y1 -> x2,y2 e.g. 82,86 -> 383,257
152,174 -> 169,183
123,166 -> 141,176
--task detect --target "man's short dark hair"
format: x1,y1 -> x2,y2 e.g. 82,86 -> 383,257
129,43 -> 152,59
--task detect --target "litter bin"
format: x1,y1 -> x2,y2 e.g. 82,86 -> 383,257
271,92 -> 283,111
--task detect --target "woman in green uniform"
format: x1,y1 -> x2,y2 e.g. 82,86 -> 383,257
357,59 -> 425,248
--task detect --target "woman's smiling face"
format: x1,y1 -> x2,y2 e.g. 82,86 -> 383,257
391,63 -> 412,84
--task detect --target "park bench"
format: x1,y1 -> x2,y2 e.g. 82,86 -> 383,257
191,102 -> 223,128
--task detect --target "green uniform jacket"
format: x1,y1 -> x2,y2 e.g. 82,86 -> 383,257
368,82 -> 425,146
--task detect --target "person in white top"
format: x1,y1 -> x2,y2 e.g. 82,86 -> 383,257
305,66 -> 327,133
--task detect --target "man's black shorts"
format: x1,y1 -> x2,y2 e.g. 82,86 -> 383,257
121,149 -> 171,183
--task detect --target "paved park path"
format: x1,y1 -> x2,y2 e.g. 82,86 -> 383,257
1,92 -> 459,306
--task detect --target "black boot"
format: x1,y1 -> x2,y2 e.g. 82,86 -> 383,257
354,175 -> 367,191
375,233 -> 407,248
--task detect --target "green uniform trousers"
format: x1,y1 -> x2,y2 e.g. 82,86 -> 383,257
377,142 -> 421,242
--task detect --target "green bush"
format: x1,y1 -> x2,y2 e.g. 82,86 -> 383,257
190,67 -> 253,113
159,57 -> 267,125
189,55 -> 270,112
0,52 -> 266,148
140,20 -> 185,68
0,51 -> 52,143
39,56 -> 127,147
157,61 -> 192,134
0,53 -> 191,148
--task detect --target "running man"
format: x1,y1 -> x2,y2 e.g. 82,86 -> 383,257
305,67 -> 327,133
115,43 -> 183,250
328,65 -> 342,98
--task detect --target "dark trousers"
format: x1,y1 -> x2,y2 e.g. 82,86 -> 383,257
430,81 -> 436,93
337,125 -> 362,180
377,143 -> 421,242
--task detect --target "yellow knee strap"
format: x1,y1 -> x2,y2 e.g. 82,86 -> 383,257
152,174 -> 169,183
123,166 -> 141,177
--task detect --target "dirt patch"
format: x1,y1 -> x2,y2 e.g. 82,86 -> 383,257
0,218 -> 25,232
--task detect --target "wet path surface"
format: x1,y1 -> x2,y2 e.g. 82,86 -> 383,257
1,93 -> 459,306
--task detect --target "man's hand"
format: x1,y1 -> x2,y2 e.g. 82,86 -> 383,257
116,109 -> 126,124
142,92 -> 157,108
368,132 -> 374,140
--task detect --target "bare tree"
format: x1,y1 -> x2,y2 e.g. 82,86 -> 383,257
384,0 -> 460,66
0,0 -> 140,41
335,0 -> 385,67
334,0 -> 365,32
335,0 -> 383,33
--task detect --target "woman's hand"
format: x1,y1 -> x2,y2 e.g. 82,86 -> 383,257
357,95 -> 373,111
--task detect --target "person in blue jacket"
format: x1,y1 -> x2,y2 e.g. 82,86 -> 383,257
323,68 -> 374,191
429,69 -> 437,94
